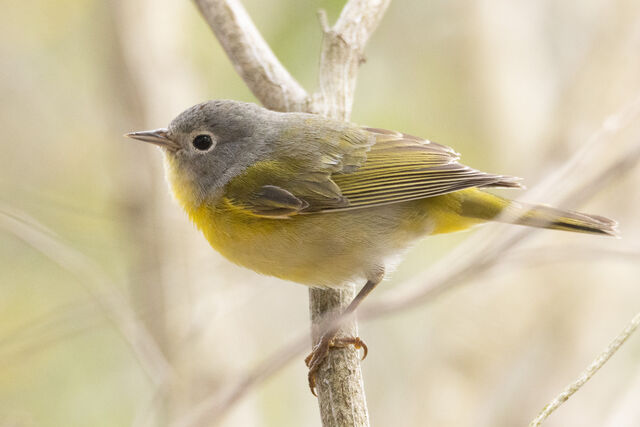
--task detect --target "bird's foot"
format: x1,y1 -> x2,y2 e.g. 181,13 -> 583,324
305,333 -> 368,396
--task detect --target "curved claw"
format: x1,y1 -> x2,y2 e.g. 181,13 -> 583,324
332,336 -> 368,360
304,334 -> 369,396
361,342 -> 368,360
354,337 -> 368,360
305,338 -> 332,396
308,371 -> 318,397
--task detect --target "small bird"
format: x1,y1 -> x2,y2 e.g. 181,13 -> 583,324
127,100 -> 617,394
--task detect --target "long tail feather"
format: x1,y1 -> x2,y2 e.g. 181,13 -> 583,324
507,203 -> 618,236
459,189 -> 618,236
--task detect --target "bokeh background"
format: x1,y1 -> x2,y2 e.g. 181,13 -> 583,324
2,0 -> 640,426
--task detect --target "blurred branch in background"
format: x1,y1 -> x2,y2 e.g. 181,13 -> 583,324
172,334 -> 309,427
364,95 -> 640,317
112,0 -> 207,424
0,206 -> 171,385
501,244 -> 640,267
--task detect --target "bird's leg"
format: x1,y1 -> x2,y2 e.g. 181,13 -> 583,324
305,276 -> 382,395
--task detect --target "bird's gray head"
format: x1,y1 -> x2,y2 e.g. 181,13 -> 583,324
126,99 -> 278,206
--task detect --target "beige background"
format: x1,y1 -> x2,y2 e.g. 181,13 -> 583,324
1,0 -> 640,426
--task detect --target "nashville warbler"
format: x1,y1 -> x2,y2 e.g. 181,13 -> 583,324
127,99 -> 617,394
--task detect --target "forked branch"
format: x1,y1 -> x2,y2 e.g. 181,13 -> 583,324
193,0 -> 391,426
314,0 -> 392,120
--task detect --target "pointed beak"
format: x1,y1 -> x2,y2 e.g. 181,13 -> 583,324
125,128 -> 179,151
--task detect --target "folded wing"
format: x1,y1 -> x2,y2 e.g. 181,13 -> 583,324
305,128 -> 522,213
222,126 -> 522,218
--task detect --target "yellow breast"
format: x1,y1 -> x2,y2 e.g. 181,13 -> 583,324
166,155 -> 483,286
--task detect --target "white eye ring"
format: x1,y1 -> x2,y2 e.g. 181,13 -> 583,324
190,131 -> 216,152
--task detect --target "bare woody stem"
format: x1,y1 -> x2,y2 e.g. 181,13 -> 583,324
315,0 -> 392,121
193,0 -> 390,426
309,287 -> 369,427
194,0 -> 309,112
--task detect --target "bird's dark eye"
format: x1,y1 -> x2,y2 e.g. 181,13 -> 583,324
192,134 -> 213,151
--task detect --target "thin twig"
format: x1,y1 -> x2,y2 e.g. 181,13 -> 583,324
194,0 -> 309,112
529,310 -> 640,426
171,333 -> 309,427
500,244 -> 640,267
0,207 -> 172,386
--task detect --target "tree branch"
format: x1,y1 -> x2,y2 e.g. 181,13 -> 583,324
307,2 -> 390,425
194,0 -> 391,425
194,0 -> 310,111
529,310 -> 640,426
314,0 -> 391,120
308,287 -> 370,427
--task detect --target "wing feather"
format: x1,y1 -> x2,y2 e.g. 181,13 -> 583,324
305,128 -> 522,213
222,125 -> 522,217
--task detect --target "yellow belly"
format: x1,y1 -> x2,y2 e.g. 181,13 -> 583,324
182,194 -> 482,287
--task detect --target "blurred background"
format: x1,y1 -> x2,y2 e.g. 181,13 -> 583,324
1,0 -> 640,426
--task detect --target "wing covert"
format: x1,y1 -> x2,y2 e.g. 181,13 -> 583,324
306,128 -> 522,213
221,124 -> 522,217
